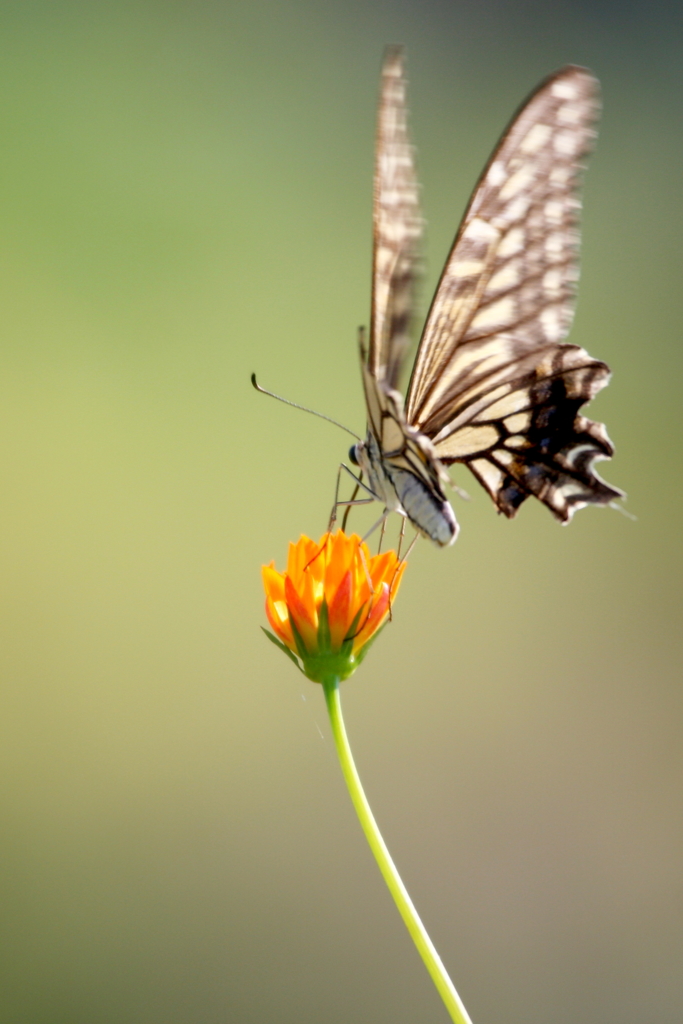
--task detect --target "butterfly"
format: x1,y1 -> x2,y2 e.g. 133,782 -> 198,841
345,47 -> 623,546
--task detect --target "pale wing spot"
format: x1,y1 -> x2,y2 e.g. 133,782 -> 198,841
499,165 -> 536,200
471,459 -> 504,493
550,166 -> 571,185
422,354 -> 513,437
558,481 -> 589,499
545,232 -> 564,256
557,103 -> 582,125
382,417 -> 407,453
541,306 -> 563,341
565,443 -> 597,466
489,263 -> 521,291
487,160 -> 506,186
470,296 -> 516,331
544,199 -> 564,223
543,268 -> 563,296
520,123 -> 552,153
504,435 -> 527,448
484,390 -> 529,420
554,130 -> 579,156
431,378 -> 514,441
504,411 -> 531,433
441,296 -> 470,326
478,346 -> 518,374
463,217 -> 499,243
551,80 -> 578,100
441,346 -> 515,390
535,353 -> 557,378
435,425 -> 499,459
498,226 -> 525,257
375,248 -> 394,273
452,260 -> 485,277
502,194 -> 532,223
386,217 -> 411,243
383,188 -> 402,206
495,448 -> 514,466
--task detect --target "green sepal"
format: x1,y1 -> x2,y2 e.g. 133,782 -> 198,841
261,628 -> 304,674
288,615 -> 309,660
340,605 -> 365,658
317,598 -> 331,654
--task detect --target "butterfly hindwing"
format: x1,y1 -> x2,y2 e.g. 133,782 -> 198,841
435,344 -> 619,520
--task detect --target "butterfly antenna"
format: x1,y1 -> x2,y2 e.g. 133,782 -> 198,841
251,373 -> 360,440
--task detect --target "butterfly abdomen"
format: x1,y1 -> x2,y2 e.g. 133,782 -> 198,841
386,463 -> 458,546
354,428 -> 459,546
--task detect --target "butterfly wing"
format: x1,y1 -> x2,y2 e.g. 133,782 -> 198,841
368,46 -> 422,391
405,66 -> 623,522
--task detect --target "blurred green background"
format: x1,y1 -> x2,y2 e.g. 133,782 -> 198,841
0,1 -> 681,1022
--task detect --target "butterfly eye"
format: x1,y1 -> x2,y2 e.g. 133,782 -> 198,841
348,445 -> 359,466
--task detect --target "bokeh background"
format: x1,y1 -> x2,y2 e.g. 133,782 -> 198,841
0,1 -> 681,1022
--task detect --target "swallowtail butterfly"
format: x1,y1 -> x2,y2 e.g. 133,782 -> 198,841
348,47 -> 623,545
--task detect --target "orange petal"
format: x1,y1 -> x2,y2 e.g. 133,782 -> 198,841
286,539 -> 299,583
307,537 -> 326,585
389,558 -> 406,598
353,583 -> 390,653
324,534 -> 351,605
265,597 -> 294,649
298,561 -> 320,622
286,536 -> 311,585
328,570 -> 353,649
284,574 -> 318,652
350,539 -> 372,610
262,563 -> 285,603
369,550 -> 393,587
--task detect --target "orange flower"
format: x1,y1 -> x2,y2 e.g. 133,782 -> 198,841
261,531 -> 406,682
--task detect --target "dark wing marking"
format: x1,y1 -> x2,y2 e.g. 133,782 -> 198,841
368,46 -> 422,391
434,344 -> 621,521
403,65 -> 621,520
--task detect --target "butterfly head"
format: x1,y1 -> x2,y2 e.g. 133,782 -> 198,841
348,444 -> 360,466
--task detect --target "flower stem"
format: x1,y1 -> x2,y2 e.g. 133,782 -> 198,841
322,675 -> 474,1024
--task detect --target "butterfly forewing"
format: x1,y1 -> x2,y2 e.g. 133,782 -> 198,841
402,66 -> 622,522
369,46 -> 422,391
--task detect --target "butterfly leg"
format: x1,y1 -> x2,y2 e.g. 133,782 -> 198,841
328,462 -> 377,533
400,530 -> 420,563
377,515 -> 387,554
342,475 -> 362,532
387,527 -> 419,621
339,477 -> 360,532
396,516 -> 406,559
359,510 -> 402,547
385,516 -> 402,617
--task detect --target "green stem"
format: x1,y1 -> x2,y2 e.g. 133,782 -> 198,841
322,675 -> 474,1024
